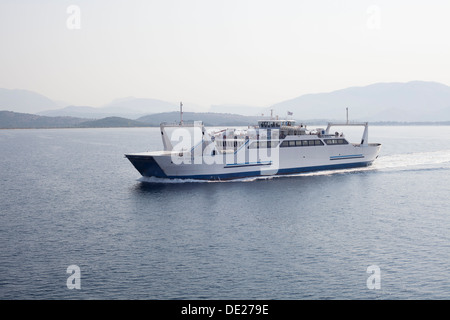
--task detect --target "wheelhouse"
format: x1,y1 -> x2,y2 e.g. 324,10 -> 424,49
258,120 -> 296,128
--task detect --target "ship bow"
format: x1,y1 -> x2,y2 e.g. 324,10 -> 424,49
125,154 -> 167,178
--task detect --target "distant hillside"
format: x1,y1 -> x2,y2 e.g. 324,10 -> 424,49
101,97 -> 179,115
0,88 -> 58,113
38,97 -> 182,119
272,81 -> 450,122
38,105 -> 152,120
209,104 -> 266,116
0,110 -> 261,129
4,81 -> 450,122
0,110 -> 86,129
77,117 -> 149,128
137,112 -> 261,126
38,105 -> 113,119
2,110 -> 450,129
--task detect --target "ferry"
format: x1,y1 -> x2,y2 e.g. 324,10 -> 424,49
125,110 -> 381,180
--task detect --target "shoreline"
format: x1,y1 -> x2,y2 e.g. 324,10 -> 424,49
2,122 -> 450,130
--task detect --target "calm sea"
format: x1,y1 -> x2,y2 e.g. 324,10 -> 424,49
1,125 -> 450,300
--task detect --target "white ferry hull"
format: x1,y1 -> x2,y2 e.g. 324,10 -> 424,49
125,143 -> 381,180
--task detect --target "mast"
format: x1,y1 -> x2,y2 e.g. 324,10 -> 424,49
346,107 -> 349,124
180,101 -> 183,125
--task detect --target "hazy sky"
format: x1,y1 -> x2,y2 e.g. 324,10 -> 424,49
1,0 -> 450,109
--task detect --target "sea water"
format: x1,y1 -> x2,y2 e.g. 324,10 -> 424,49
1,126 -> 450,299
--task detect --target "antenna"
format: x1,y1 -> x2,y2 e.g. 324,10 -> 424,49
270,109 -> 273,119
180,101 -> 183,125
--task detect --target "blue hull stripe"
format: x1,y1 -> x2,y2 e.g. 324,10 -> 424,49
224,161 -> 272,168
330,154 -> 364,161
126,154 -> 373,180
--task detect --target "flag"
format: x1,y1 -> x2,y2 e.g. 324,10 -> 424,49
287,111 -> 293,116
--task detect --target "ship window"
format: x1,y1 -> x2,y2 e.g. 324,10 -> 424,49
325,139 -> 348,145
281,140 -> 326,147
259,141 -> 267,148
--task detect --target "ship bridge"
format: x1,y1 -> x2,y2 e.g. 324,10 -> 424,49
258,120 -> 295,128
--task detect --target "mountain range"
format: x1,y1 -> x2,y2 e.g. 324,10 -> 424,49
37,97 -> 182,119
0,110 -> 87,129
0,110 -> 262,129
0,88 -> 59,114
271,81 -> 450,122
1,81 -> 450,126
